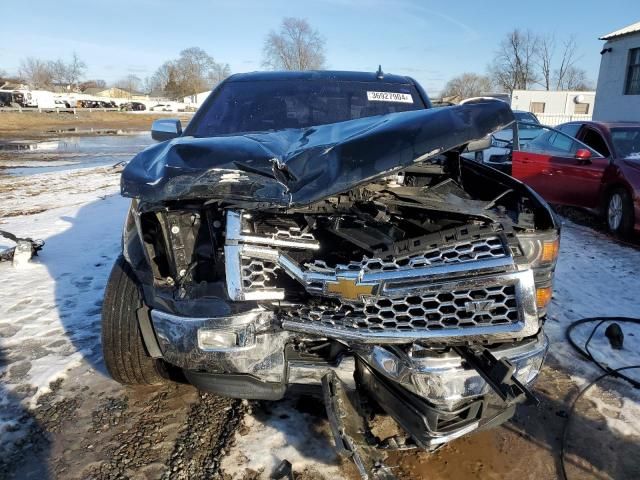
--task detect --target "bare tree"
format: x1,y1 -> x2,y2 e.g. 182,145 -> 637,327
489,29 -> 539,94
115,75 -> 142,96
19,57 -> 54,88
535,34 -> 555,90
174,47 -> 217,95
441,73 -> 493,100
142,76 -> 157,94
530,34 -> 593,91
148,62 -> 173,94
208,62 -> 231,86
148,48 -> 230,99
554,36 -> 580,90
49,59 -> 68,85
562,66 -> 593,90
62,52 -> 87,86
47,53 -> 87,86
263,17 -> 326,70
21,53 -> 87,88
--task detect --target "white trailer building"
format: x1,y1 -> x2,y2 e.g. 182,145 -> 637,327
183,91 -> 211,109
593,21 -> 640,122
510,90 -> 595,126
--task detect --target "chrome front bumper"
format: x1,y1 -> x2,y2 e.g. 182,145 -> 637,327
150,307 -> 547,408
151,308 -> 354,386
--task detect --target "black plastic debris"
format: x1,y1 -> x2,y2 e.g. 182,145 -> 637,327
271,459 -> 294,480
605,323 -> 624,350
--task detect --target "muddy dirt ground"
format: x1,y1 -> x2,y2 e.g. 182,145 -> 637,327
2,355 -> 636,480
1,119 -> 639,480
0,111 -> 192,139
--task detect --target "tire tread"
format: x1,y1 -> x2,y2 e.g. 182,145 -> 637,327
101,256 -> 165,385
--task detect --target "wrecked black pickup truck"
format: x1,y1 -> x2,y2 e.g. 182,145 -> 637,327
101,70 -> 559,477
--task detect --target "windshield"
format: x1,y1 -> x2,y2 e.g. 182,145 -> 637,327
189,79 -> 426,137
493,113 -> 541,142
610,127 -> 640,159
514,111 -> 540,124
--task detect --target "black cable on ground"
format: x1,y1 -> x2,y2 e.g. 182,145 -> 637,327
560,365 -> 640,480
561,316 -> 640,480
566,317 -> 640,388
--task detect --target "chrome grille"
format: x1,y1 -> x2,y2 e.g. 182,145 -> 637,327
307,236 -> 507,274
271,227 -> 316,242
240,258 -> 278,289
293,284 -> 518,333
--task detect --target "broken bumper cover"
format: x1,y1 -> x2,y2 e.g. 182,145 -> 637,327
355,360 -> 519,450
150,308 -> 355,399
358,334 -> 548,410
149,308 -> 547,406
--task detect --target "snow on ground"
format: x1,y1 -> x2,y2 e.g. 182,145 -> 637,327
221,399 -> 343,478
0,164 -> 125,218
545,219 -> 640,439
0,166 -> 127,454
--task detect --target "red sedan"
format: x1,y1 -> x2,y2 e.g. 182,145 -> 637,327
512,121 -> 640,236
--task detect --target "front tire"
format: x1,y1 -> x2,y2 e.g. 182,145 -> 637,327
606,188 -> 634,237
101,256 -> 167,385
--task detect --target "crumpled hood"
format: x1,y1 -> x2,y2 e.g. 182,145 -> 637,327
121,100 -> 514,207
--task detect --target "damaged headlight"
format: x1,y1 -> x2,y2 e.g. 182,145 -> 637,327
408,336 -> 548,410
516,230 -> 559,314
490,136 -> 512,149
517,230 -> 559,269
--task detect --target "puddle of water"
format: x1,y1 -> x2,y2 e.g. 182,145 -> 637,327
44,128 -> 138,135
0,141 -> 59,152
0,133 -> 154,176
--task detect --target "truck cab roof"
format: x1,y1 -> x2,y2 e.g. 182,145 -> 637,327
225,70 -> 419,85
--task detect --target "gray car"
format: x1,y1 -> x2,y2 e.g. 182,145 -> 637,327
467,110 -> 544,172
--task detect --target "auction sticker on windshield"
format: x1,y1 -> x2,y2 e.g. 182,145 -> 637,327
366,91 -> 413,103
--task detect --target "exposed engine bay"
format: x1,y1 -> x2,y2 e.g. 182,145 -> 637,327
134,155 -> 550,333
116,100 -> 560,478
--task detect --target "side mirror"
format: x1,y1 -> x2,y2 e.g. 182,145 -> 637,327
575,148 -> 592,163
151,119 -> 182,141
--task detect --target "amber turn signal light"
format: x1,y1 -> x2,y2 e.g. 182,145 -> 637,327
536,287 -> 553,310
541,238 -> 559,263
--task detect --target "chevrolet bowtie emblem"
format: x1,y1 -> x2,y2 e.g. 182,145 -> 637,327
326,278 -> 376,301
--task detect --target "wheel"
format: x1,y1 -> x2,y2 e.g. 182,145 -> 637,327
101,256 -> 167,385
606,188 -> 634,237
475,151 -> 484,163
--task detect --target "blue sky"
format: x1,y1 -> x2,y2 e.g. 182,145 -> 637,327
1,0 -> 637,94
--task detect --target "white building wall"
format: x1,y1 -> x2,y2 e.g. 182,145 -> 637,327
184,91 -> 211,108
593,33 -> 640,122
511,90 -> 596,126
